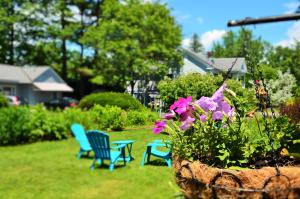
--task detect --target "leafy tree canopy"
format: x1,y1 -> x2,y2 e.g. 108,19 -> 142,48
82,0 -> 182,92
189,33 -> 203,53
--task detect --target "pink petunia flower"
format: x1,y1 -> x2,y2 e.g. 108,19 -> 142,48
152,121 -> 166,134
165,110 -> 176,120
170,96 -> 193,115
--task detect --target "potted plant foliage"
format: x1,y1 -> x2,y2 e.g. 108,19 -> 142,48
153,84 -> 300,198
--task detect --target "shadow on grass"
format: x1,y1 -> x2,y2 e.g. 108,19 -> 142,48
143,159 -> 169,167
92,162 -> 127,170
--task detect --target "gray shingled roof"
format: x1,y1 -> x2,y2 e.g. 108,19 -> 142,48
183,48 -> 247,74
23,66 -> 49,81
0,64 -> 50,83
211,57 -> 246,73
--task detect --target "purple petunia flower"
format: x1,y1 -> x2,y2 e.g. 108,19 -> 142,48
228,108 -> 235,117
219,101 -> 231,115
212,111 -> 223,120
195,97 -> 217,112
153,121 -> 166,134
200,114 -> 207,123
180,116 -> 195,131
211,84 -> 226,103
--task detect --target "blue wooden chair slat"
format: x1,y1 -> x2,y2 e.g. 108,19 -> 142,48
141,140 -> 172,167
71,123 -> 92,159
87,130 -> 127,172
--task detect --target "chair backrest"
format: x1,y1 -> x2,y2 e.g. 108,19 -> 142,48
71,123 -> 91,151
86,130 -> 111,160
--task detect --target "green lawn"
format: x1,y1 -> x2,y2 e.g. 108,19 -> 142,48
0,128 -> 180,199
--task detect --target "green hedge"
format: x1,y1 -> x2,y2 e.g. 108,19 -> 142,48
0,94 -> 8,108
158,73 -> 256,112
0,105 -> 159,145
79,92 -> 143,110
0,106 -> 68,145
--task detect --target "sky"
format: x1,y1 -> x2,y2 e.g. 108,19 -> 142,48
158,0 -> 300,50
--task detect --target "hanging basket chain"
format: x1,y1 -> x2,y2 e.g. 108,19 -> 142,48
240,27 -> 280,175
257,69 -> 277,119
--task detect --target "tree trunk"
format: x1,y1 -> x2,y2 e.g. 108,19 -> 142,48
61,2 -> 67,80
8,2 -> 15,65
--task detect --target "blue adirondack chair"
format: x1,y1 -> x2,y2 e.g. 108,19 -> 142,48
141,140 -> 172,167
86,130 -> 127,172
71,123 -> 92,159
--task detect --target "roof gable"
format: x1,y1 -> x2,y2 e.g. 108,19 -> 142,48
183,48 -> 247,74
0,64 -> 66,84
0,64 -> 31,83
22,66 -> 50,81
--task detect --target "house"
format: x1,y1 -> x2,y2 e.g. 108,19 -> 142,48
0,64 -> 73,104
181,48 -> 247,86
126,48 -> 247,106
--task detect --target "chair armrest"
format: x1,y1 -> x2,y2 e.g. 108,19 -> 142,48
147,142 -> 168,147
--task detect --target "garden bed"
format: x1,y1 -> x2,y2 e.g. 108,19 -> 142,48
173,156 -> 300,199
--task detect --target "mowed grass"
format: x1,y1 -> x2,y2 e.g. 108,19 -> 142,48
0,128 -> 180,199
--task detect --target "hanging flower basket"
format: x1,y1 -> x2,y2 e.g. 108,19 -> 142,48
152,83 -> 300,198
173,156 -> 300,199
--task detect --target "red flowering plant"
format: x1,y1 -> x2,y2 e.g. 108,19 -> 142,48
153,84 -> 249,167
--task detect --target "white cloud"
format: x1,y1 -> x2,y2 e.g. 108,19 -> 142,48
196,17 -> 204,24
182,30 -> 226,50
172,11 -> 191,24
283,1 -> 299,14
200,30 -> 226,50
276,21 -> 300,47
182,38 -> 191,48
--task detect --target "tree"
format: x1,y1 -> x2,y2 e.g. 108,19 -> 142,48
82,0 -> 182,94
47,0 -> 78,80
212,28 -> 269,85
212,28 -> 267,68
0,1 -> 52,65
189,33 -> 203,53
266,42 -> 300,84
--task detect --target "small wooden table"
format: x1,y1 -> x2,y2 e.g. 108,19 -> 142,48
112,140 -> 135,163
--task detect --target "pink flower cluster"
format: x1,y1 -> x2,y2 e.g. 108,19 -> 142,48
152,84 -> 235,134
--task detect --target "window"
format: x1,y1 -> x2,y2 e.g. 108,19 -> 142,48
0,85 -> 16,96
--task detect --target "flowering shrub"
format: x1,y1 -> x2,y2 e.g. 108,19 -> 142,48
153,84 -> 249,167
153,83 -> 300,168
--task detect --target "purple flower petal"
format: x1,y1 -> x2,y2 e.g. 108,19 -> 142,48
200,114 -> 207,123
195,97 -> 217,112
212,84 -> 226,103
220,101 -> 231,115
180,116 -> 195,131
228,108 -> 235,117
212,111 -> 223,120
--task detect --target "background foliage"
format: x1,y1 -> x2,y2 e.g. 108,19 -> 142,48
0,94 -> 8,108
0,105 -> 159,146
0,0 -> 182,97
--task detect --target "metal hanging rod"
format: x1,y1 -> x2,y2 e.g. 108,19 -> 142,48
227,13 -> 300,27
